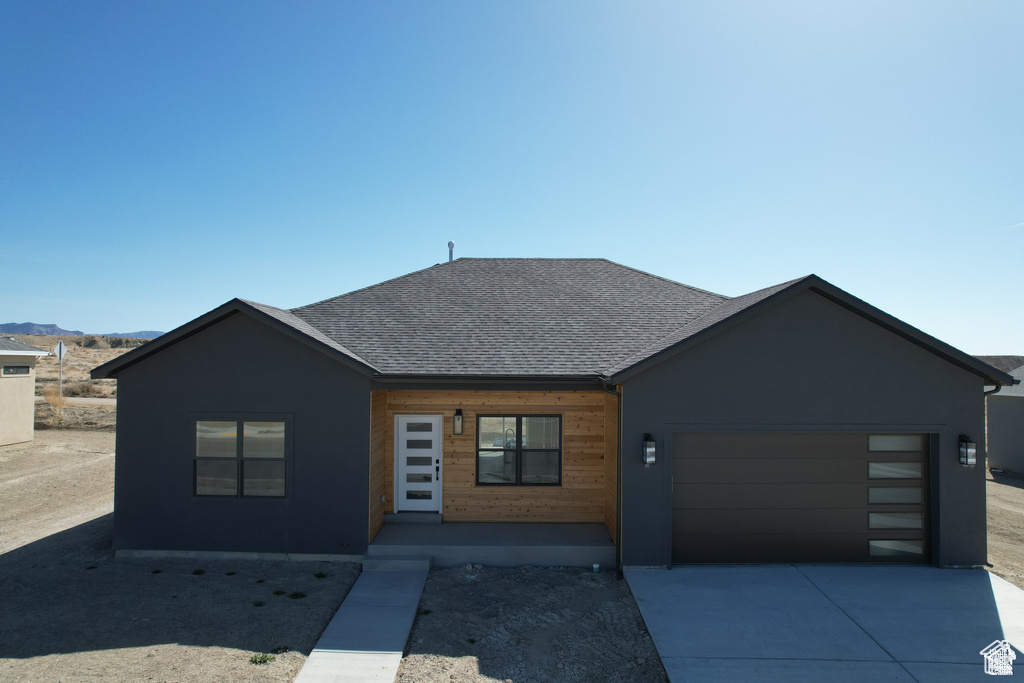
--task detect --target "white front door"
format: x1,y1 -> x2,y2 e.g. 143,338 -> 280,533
396,415 -> 442,512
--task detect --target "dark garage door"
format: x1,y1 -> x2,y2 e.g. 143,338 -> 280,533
672,433 -> 929,563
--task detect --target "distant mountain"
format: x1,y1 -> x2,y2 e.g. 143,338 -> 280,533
97,331 -> 164,339
0,323 -> 164,339
0,322 -> 84,336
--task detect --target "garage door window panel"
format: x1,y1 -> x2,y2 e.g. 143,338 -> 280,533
868,462 -> 922,479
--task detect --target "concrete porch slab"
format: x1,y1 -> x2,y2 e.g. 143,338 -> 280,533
367,522 -> 615,568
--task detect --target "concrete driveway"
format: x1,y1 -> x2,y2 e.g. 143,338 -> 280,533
626,565 -> 1024,682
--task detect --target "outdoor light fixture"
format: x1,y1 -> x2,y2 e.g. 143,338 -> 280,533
453,409 -> 463,435
642,433 -> 656,468
959,434 -> 977,467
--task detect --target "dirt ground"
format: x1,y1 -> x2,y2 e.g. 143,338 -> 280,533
10,334 -> 139,399
986,468 -> 1024,591
396,566 -> 666,683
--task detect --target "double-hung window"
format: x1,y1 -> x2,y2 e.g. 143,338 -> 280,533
194,418 -> 289,497
476,415 -> 561,486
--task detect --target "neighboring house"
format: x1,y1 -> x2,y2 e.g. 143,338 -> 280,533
92,258 -> 1015,568
0,338 -> 49,446
986,363 -> 1024,474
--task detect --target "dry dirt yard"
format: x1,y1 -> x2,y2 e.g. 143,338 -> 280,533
987,468 -> 1024,591
396,566 -> 666,683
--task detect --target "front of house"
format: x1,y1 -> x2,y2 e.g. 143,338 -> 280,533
94,258 -> 1015,568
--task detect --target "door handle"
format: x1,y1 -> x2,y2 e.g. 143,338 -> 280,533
435,464 -> 440,480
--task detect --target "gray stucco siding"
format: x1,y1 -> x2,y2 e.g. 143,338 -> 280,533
620,289 -> 986,568
113,312 -> 371,555
987,396 -> 1024,474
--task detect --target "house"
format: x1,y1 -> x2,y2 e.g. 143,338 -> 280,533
92,258 -> 1016,568
0,338 -> 49,446
985,362 -> 1024,475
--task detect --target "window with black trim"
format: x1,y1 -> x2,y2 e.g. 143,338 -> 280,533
194,418 -> 288,497
476,415 -> 561,486
3,366 -> 30,375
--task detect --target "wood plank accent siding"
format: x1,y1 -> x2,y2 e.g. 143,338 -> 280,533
603,387 -> 620,541
367,389 -> 387,542
379,390 -> 612,525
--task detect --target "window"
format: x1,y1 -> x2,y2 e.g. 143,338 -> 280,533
476,415 -> 561,486
194,418 -> 288,497
3,366 -> 29,375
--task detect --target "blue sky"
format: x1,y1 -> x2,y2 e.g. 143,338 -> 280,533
2,1 -> 1021,352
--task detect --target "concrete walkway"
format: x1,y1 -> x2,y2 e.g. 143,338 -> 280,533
626,565 -> 1024,682
294,567 -> 428,683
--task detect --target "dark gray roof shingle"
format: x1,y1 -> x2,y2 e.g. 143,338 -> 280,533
291,258 -> 728,377
994,366 -> 1024,398
974,356 -> 1024,374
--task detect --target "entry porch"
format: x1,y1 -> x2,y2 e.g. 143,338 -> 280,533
367,388 -> 620,564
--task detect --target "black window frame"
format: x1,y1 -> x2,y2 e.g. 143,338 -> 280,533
475,414 -> 562,486
192,415 -> 291,499
2,365 -> 30,375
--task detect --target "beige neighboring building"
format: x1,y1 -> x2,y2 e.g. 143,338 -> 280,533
0,338 -> 48,446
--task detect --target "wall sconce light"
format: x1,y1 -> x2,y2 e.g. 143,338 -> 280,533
453,409 -> 463,435
959,434 -> 976,467
642,433 -> 656,468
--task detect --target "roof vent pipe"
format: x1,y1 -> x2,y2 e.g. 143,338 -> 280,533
448,241 -> 455,262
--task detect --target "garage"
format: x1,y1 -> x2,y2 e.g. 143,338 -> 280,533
672,433 -> 929,564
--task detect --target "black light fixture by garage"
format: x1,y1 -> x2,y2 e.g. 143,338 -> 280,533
453,409 -> 463,435
642,433 -> 656,468
959,434 -> 976,467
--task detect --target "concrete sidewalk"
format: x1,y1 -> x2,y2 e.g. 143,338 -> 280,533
626,565 -> 1024,682
294,568 -> 428,683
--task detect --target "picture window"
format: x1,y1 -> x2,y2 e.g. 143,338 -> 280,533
194,418 -> 288,497
476,415 -> 561,486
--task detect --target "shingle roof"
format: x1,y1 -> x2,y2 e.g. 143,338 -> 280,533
91,257 -> 1018,386
974,356 -> 1024,374
0,337 -> 48,355
993,366 -> 1024,398
291,258 -> 729,377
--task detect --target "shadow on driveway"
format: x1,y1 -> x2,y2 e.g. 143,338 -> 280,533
626,564 -> 1024,682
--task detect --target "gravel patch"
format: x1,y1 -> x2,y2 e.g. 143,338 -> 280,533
396,565 -> 667,683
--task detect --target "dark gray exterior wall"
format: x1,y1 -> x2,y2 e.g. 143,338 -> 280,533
620,290 -> 986,568
987,396 -> 1024,474
113,312 -> 372,555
